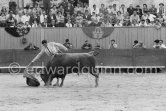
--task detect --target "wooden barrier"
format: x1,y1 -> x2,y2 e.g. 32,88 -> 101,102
0,49 -> 165,67
0,27 -> 166,49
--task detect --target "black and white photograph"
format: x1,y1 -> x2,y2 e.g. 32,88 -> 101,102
1,0 -> 166,111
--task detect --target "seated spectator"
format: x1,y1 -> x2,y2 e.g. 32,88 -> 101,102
114,20 -> 123,27
123,12 -> 131,26
100,19 -> 112,27
154,19 -> 161,29
159,40 -> 166,49
66,19 -> 73,27
110,13 -> 118,26
119,4 -> 127,16
55,19 -> 65,27
91,4 -> 99,15
133,41 -> 146,48
83,3 -> 90,14
130,10 -> 140,23
81,40 -> 92,50
1,6 -> 8,15
99,4 -> 107,15
112,4 -> 117,15
75,11 -> 83,24
56,11 -> 64,24
74,3 -> 83,14
51,5 -> 57,15
107,5 -> 113,16
24,21 -> 31,28
63,39 -> 73,49
131,20 -> 139,27
40,11 -> 47,25
21,12 -> 30,24
133,40 -> 139,48
146,19 -> 153,26
49,19 -> 56,27
58,5 -> 65,15
88,18 -> 100,27
139,19 -> 147,27
65,3 -> 74,16
147,11 -> 156,23
142,12 -> 149,20
153,39 -> 160,49
41,18 -> 48,27
83,10 -> 91,21
32,20 -> 39,27
109,39 -> 118,49
116,11 -> 124,24
24,43 -> 39,51
158,15 -> 164,24
94,41 -> 102,49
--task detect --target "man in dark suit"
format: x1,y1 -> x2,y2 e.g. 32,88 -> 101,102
83,10 -> 91,21
135,5 -> 143,19
43,0 -> 51,14
127,4 -> 135,16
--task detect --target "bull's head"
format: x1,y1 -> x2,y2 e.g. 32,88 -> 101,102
40,74 -> 49,85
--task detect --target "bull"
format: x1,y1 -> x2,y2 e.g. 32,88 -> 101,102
40,51 -> 99,87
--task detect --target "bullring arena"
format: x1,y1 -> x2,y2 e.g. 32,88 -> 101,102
1,0 -> 166,111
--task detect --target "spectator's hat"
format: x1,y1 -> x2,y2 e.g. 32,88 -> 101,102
159,3 -> 164,6
154,39 -> 159,43
136,5 -> 140,7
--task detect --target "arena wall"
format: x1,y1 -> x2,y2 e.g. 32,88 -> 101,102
0,27 -> 166,50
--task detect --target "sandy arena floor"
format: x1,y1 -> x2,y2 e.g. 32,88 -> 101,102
0,73 -> 166,111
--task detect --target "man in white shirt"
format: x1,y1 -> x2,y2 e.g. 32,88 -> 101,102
159,40 -> 166,49
91,4 -> 99,15
21,12 -> 30,24
28,40 -> 68,66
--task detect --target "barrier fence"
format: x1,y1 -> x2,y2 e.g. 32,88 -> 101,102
0,27 -> 166,49
0,49 -> 165,67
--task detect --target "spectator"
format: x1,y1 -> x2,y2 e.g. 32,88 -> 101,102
6,10 -> 16,27
63,39 -> 73,49
99,4 -> 107,15
114,20 -> 123,27
81,40 -> 92,50
143,4 -> 149,14
32,20 -> 39,27
91,4 -> 99,15
135,5 -> 143,19
94,41 -> 102,49
15,12 -> 22,24
158,3 -> 165,16
109,39 -> 118,49
1,6 -> 8,15
65,3 -> 74,16
56,11 -> 64,24
116,11 -> 124,24
133,41 -> 146,48
83,3 -> 90,14
146,19 -> 152,26
41,18 -> 48,27
83,10 -> 91,21
119,4 -> 127,16
24,43 -> 39,51
131,19 -> 139,27
133,40 -> 139,48
127,4 -> 135,16
66,19 -> 73,27
9,0 -> 17,14
153,39 -> 160,49
40,11 -> 47,25
56,19 -> 65,27
139,19 -> 147,27
110,13 -> 118,26
130,10 -> 140,23
51,5 -> 58,15
101,19 -> 112,27
58,5 -> 65,15
43,0 -> 51,14
159,40 -> 166,49
149,5 -> 157,16
24,21 -> 31,28
112,4 -> 117,15
154,19 -> 161,29
74,3 -> 83,14
147,11 -> 156,23
0,13 -> 7,27
107,5 -> 113,16
123,12 -> 131,26
142,12 -> 149,20
75,11 -> 83,25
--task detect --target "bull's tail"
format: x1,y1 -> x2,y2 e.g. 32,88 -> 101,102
88,51 -> 99,56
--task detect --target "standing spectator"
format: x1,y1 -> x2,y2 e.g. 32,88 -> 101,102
40,11 -> 47,25
130,10 -> 140,23
43,0 -> 51,14
133,40 -> 139,48
83,3 -> 90,14
61,0 -> 68,9
47,11 -> 56,26
63,39 -> 73,49
65,3 -> 74,16
119,4 -> 127,16
58,5 -> 65,16
153,39 -> 160,49
81,40 -> 92,50
135,5 -> 143,19
109,39 -> 118,49
158,3 -> 165,16
9,0 -> 17,14
112,4 -> 117,15
127,4 -> 135,16
149,5 -> 157,16
143,4 -> 149,14
159,40 -> 166,49
91,4 -> 99,15
51,5 -> 57,15
123,12 -> 131,26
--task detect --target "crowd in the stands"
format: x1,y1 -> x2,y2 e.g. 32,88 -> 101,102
0,0 -> 166,28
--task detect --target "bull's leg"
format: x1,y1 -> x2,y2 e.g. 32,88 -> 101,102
53,78 -> 60,87
90,68 -> 99,87
60,77 -> 65,87
45,74 -> 53,86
